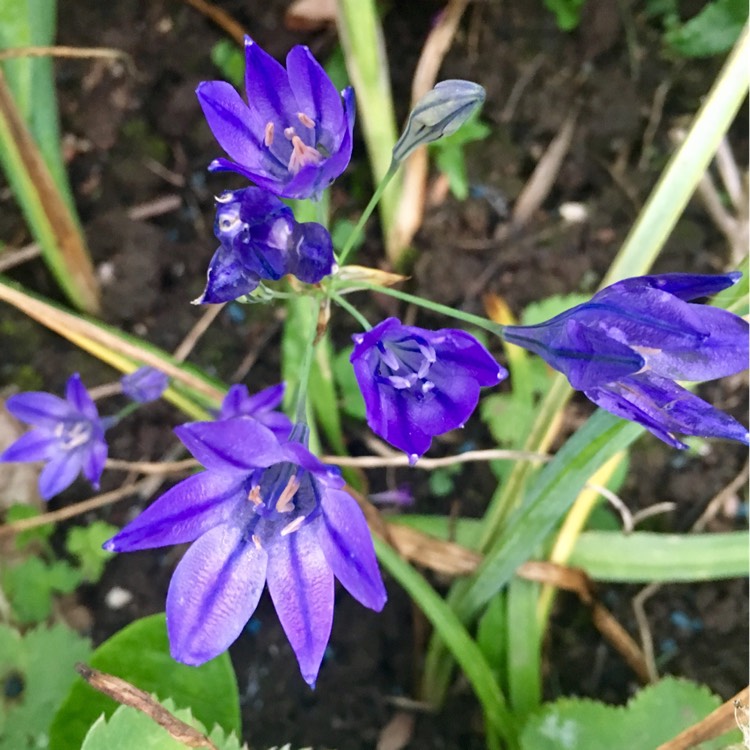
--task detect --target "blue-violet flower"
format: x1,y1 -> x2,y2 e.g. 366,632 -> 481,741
104,420 -> 386,686
1,373 -> 108,499
197,37 -> 355,200
121,366 -> 169,403
218,383 -> 292,441
503,272 -> 749,448
195,187 -> 334,304
350,318 -> 507,462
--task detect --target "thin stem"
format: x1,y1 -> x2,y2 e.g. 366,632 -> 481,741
293,296 -> 320,424
321,447 -> 549,468
338,162 -> 399,265
356,281 -> 504,335
331,292 -> 372,330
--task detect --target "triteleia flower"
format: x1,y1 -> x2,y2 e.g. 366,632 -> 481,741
218,383 -> 293,441
103,420 -> 386,686
121,367 -> 169,403
350,318 -> 507,462
1,374 -> 108,499
197,37 -> 355,200
195,188 -> 334,304
503,272 -> 750,448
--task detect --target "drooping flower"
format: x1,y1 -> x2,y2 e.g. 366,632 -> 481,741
121,366 -> 169,403
195,188 -> 334,304
103,420 -> 386,686
1,374 -> 108,499
350,318 -> 507,462
218,383 -> 292,441
503,272 -> 750,448
197,37 -> 355,200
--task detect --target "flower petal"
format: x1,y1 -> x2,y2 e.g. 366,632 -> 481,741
81,438 -> 107,489
175,419 -> 285,472
6,392 -> 73,428
66,373 -> 98,420
266,521 -> 334,686
0,429 -> 58,463
166,523 -> 268,665
104,471 -> 244,552
287,222 -> 335,283
319,488 -> 386,611
194,243 -> 260,304
606,272 -> 741,302
38,453 -> 83,500
196,81 -> 266,170
243,37 -> 297,132
586,373 -> 750,448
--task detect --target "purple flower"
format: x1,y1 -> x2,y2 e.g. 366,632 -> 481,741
121,367 -> 169,403
1,374 -> 108,499
350,318 -> 507,462
103,420 -> 386,686
503,273 -> 749,448
195,188 -> 334,304
218,383 -> 293,441
197,37 -> 355,200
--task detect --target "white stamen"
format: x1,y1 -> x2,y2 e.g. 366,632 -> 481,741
280,515 -> 306,536
380,347 -> 401,371
422,381 -> 435,393
264,122 -> 275,147
287,135 -> 323,175
388,375 -> 413,390
297,112 -> 315,129
284,126 -> 296,140
276,475 -> 300,513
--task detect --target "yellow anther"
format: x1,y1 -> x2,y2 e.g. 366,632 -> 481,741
264,121 -> 275,147
252,534 -> 263,550
275,475 -> 301,513
297,112 -> 315,129
247,485 -> 263,505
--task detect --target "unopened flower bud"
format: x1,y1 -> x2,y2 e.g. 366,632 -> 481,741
121,366 -> 169,403
392,80 -> 486,163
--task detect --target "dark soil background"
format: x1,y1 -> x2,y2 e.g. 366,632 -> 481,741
0,1 -> 747,748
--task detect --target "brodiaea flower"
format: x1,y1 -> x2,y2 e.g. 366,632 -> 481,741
218,383 -> 292,441
1,374 -> 108,499
350,318 -> 507,462
503,272 -> 749,448
104,420 -> 385,686
195,187 -> 334,304
197,37 -> 355,200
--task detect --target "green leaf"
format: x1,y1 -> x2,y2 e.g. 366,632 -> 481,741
480,394 -> 536,446
434,145 -> 470,200
0,622 -> 91,750
210,39 -> 244,87
2,557 -> 82,624
542,0 -> 587,31
49,614 -> 240,750
65,522 -> 118,582
521,678 -> 739,749
81,698 -> 244,750
666,0 -> 748,57
5,504 -> 53,548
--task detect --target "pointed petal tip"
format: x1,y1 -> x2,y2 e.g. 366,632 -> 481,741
408,453 -> 420,465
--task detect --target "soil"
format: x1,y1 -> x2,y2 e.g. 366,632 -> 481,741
1,1 -> 747,748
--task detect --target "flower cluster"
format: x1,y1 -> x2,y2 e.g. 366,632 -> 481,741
503,273 -> 749,448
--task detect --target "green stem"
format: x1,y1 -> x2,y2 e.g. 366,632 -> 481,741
331,292 -> 372,330
354,282 -> 504,335
108,401 -> 141,426
338,162 -> 398,265
292,296 -> 320,424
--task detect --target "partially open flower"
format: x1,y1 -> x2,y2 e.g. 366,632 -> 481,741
197,37 -> 355,200
351,318 -> 506,462
104,421 -> 385,686
1,374 -> 108,499
218,383 -> 292,441
503,272 -> 749,448
195,188 -> 334,304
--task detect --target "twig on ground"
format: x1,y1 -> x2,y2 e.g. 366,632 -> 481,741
173,303 -> 225,363
179,0 -> 246,44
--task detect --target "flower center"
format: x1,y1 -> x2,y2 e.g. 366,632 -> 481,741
55,419 -> 93,451
375,337 -> 437,399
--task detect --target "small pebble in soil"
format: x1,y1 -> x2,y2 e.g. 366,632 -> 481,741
105,586 -> 134,610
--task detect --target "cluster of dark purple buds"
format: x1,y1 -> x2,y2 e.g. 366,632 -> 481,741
2,38 -> 747,688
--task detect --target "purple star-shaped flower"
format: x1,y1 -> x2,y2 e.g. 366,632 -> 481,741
1,373 -> 108,499
104,420 -> 386,686
197,37 -> 355,200
218,383 -> 292,441
503,272 -> 749,448
350,318 -> 507,462
195,188 -> 334,304
121,366 -> 169,403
